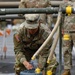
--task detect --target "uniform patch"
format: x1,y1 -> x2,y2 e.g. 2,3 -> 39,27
15,34 -> 20,42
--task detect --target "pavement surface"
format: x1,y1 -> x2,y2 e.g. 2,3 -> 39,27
0,31 -> 75,75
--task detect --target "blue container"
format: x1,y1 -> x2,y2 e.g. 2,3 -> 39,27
20,69 -> 42,75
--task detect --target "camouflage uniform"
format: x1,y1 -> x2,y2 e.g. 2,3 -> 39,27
19,0 -> 53,29
62,1 -> 75,75
13,14 -> 57,75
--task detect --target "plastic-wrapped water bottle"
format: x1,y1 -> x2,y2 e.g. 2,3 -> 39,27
30,59 -> 38,69
20,59 -> 43,75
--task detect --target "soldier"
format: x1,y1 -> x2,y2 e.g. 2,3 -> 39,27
13,14 -> 58,75
62,0 -> 75,75
19,0 -> 53,29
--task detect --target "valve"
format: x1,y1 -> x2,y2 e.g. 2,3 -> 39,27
47,60 -> 50,64
35,67 -> 41,74
66,5 -> 72,16
63,34 -> 70,40
31,56 -> 35,60
47,70 -> 52,75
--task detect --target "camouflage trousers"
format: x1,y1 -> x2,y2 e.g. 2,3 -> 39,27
14,54 -> 58,75
62,33 -> 75,69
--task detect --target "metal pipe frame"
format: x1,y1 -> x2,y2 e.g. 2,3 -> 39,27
0,14 -> 58,20
0,15 -> 25,19
0,7 -> 75,15
0,2 -> 19,8
0,8 -> 60,15
0,7 -> 74,75
0,1 -> 65,8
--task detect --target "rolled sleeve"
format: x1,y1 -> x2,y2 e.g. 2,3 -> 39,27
20,57 -> 27,63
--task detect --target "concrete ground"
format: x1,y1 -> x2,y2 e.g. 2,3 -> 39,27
0,31 -> 75,75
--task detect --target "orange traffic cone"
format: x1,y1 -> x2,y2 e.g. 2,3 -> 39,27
6,28 -> 11,35
0,30 -> 3,36
3,29 -> 7,59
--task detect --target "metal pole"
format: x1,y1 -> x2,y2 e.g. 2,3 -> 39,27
0,2 -> 19,8
0,1 -> 71,8
59,12 -> 62,75
0,15 -> 25,20
1,7 -> 75,15
0,14 -> 58,20
0,8 -> 62,15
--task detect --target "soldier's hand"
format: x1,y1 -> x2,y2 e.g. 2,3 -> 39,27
23,61 -> 33,70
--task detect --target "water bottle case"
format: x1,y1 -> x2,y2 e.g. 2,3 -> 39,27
20,69 -> 42,75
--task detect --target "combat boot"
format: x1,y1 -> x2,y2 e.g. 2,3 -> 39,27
61,69 -> 71,75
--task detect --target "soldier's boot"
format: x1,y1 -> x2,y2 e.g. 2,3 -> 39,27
61,69 -> 71,75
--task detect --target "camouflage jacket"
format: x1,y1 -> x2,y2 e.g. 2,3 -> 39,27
62,2 -> 75,32
14,22 -> 53,64
19,0 -> 52,27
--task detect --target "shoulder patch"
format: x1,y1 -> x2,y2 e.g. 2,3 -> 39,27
15,34 -> 20,42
